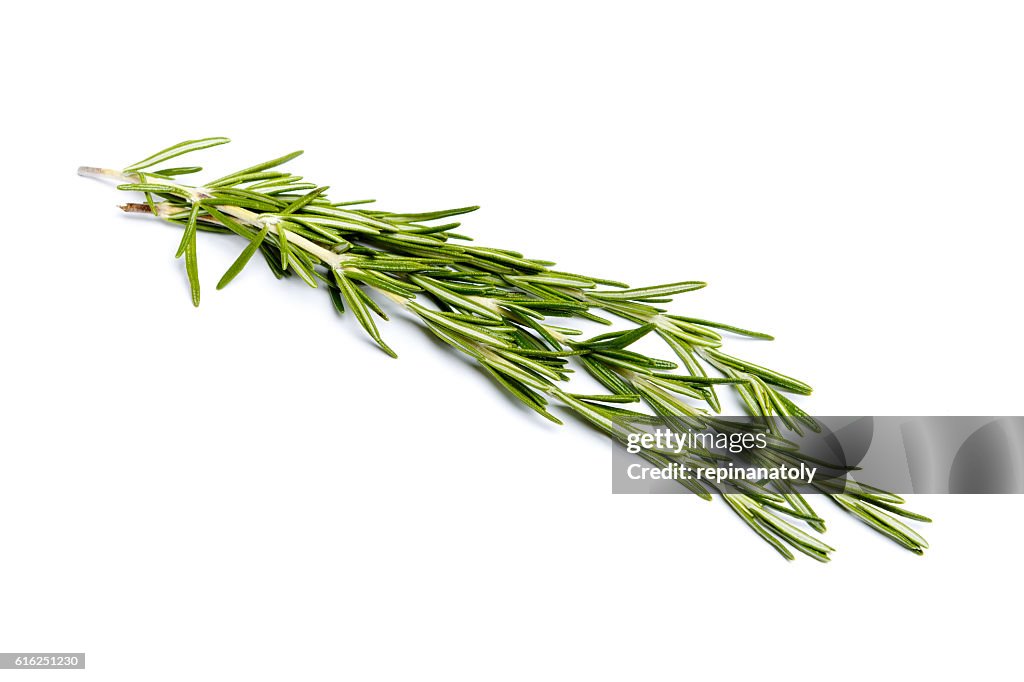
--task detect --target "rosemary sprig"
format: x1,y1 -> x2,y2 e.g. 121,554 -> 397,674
80,138 -> 930,561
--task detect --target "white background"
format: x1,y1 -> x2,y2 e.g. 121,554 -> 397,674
2,1 -> 1022,679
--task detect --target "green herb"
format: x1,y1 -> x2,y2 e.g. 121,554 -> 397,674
79,138 -> 930,561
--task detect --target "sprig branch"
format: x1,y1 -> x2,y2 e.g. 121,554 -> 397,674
80,138 -> 931,560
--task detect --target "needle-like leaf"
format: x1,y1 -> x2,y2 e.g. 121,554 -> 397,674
217,225 -> 270,290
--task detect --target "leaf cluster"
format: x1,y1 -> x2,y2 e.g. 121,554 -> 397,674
86,138 -> 930,560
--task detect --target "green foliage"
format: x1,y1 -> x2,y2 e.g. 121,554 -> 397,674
81,138 -> 931,560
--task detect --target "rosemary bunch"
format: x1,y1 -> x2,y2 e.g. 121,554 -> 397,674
80,138 -> 930,561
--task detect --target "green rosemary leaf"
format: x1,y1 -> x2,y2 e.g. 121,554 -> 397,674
175,202 -> 202,259
421,319 -> 486,361
304,206 -> 398,232
249,175 -> 303,189
405,221 -> 462,235
655,322 -> 722,348
658,318 -> 722,343
594,349 -> 676,371
856,499 -> 933,523
328,283 -> 346,315
590,281 -> 707,301
727,482 -> 788,506
345,269 -> 419,297
723,496 -> 796,561
293,215 -> 382,236
123,137 -> 230,172
117,183 -> 194,201
151,166 -> 203,177
777,484 -> 827,532
589,353 -> 654,375
772,392 -> 820,432
516,316 -> 567,349
213,171 -> 290,187
761,380 -> 799,434
570,393 -> 642,404
665,315 -> 774,340
747,505 -> 834,559
409,302 -> 513,349
217,224 -> 270,290
350,279 -> 386,319
509,299 -> 590,314
200,195 -> 277,212
142,189 -> 160,218
756,495 -> 827,525
292,221 -> 353,246
650,373 -> 744,386
374,234 -> 461,252
409,275 -> 502,321
281,186 -> 329,214
201,203 -> 256,240
481,365 -> 563,424
703,387 -> 722,414
851,496 -> 929,547
261,183 -> 319,196
841,482 -> 904,504
436,311 -> 518,327
747,376 -> 777,422
596,406 -> 664,424
514,348 -> 585,358
497,303 -> 545,321
343,257 -> 435,273
578,355 -> 635,395
206,150 -> 303,187
635,381 -> 697,425
211,188 -> 285,211
493,348 -> 568,382
703,348 -> 813,395
655,330 -> 699,372
276,223 -> 292,270
461,246 -> 546,271
184,227 -> 200,307
643,376 -> 704,400
594,298 -> 663,324
479,351 -> 554,391
259,243 -> 287,279
381,206 -> 480,223
287,249 -> 319,288
508,274 -> 597,289
333,271 -> 396,357
572,323 -> 656,351
551,390 -> 622,435
831,495 -> 927,553
549,270 -> 618,286
589,277 -> 629,288
575,310 -> 613,326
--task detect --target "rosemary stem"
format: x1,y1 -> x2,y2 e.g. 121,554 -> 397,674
78,166 -> 137,182
80,166 -> 343,268
199,205 -> 343,268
